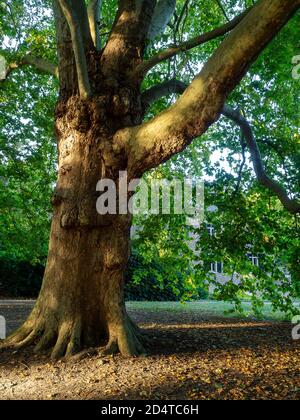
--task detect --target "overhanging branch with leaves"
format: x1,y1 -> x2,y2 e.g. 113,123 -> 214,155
140,78 -> 300,215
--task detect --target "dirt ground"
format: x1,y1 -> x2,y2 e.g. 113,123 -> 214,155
0,302 -> 299,400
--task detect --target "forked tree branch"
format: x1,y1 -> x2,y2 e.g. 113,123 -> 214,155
87,0 -> 102,51
133,7 -> 251,78
127,0 -> 300,174
141,79 -> 300,214
58,0 -> 91,98
123,0 -> 300,208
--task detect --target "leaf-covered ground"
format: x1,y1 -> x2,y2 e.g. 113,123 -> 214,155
0,301 -> 299,400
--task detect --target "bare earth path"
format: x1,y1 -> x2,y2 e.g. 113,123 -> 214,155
0,300 -> 299,400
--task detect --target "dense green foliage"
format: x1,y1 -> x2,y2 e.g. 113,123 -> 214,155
0,258 -> 44,297
0,1 -> 299,312
126,250 -> 209,301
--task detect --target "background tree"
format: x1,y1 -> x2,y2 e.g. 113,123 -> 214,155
0,0 -> 299,358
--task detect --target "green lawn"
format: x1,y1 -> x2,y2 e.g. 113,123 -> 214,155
126,300 -> 300,322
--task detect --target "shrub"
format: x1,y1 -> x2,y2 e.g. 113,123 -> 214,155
0,258 -> 43,298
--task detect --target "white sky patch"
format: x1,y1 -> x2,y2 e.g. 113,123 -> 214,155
204,148 -> 252,182
20,117 -> 32,125
2,35 -> 18,50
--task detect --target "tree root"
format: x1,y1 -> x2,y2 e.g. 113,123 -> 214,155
1,314 -> 148,359
1,317 -> 83,361
100,317 -> 147,357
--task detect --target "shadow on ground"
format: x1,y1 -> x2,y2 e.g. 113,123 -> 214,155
0,303 -> 299,400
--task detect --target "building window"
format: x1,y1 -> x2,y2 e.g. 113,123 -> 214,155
207,224 -> 215,237
247,253 -> 259,267
211,262 -> 223,274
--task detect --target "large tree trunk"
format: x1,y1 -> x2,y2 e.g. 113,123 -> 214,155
4,0 -> 150,359
5,95 -> 145,359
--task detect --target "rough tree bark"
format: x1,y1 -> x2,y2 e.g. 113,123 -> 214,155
5,91 -> 147,358
2,0 -> 300,358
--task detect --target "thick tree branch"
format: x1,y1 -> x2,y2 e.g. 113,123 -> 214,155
1,54 -> 58,81
87,0 -> 102,51
141,79 -> 300,214
122,0 -> 300,183
133,7 -> 251,78
222,106 -> 300,215
148,0 -> 176,40
58,0 -> 91,98
100,0 -> 156,79
53,0 -> 76,96
141,78 -> 187,111
22,55 -> 59,78
72,0 -> 94,48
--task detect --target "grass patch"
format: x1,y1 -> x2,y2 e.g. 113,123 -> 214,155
126,300 -> 300,322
